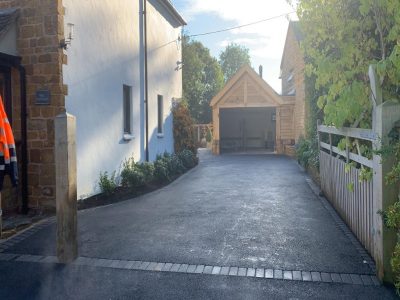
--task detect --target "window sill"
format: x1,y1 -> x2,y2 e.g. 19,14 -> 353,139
123,133 -> 135,141
157,133 -> 164,138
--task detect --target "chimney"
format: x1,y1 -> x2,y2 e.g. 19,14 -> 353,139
259,65 -> 263,78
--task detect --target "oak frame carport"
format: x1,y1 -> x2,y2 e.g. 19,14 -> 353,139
210,65 -> 295,155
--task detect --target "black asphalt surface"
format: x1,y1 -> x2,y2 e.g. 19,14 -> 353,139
0,150 -> 397,299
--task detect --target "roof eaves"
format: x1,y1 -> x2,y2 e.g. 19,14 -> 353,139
159,0 -> 187,26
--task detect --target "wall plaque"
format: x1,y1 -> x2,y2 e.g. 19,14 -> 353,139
35,90 -> 51,105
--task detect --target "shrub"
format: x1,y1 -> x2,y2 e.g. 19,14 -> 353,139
295,136 -> 319,169
206,128 -> 212,143
120,158 -> 145,189
172,102 -> 196,154
99,171 -> 117,195
178,149 -> 198,169
168,154 -> 186,175
153,157 -> 170,182
136,162 -> 155,183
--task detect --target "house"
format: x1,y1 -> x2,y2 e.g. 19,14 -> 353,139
0,0 -> 185,213
210,65 -> 295,155
280,20 -> 306,143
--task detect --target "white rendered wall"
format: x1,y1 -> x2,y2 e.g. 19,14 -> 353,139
63,0 -> 183,198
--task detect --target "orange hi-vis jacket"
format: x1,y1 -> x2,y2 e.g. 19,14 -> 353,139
0,95 -> 18,190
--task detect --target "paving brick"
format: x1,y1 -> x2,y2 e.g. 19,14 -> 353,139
109,260 -> 123,268
93,258 -> 113,268
256,268 -> 264,278
186,265 -> 197,273
169,263 -> 181,272
161,263 -> 173,272
229,267 -> 238,276
283,271 -> 293,280
311,272 -> 321,282
220,267 -> 230,275
203,266 -> 213,274
320,272 -> 332,283
0,253 -> 18,261
177,264 -> 189,272
340,274 -> 352,284
16,255 -> 42,262
247,268 -> 256,277
370,276 -> 380,286
265,269 -> 274,279
238,268 -> 247,276
292,271 -> 302,281
350,274 -> 363,285
301,271 -> 312,281
139,261 -> 151,270
128,261 -> 142,270
41,256 -> 58,264
73,257 -> 94,266
154,263 -> 165,271
360,275 -> 373,286
212,266 -> 221,275
195,265 -> 205,274
274,270 -> 283,279
330,273 -> 342,283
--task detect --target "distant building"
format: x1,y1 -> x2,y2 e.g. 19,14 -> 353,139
0,0 -> 185,212
280,20 -> 306,143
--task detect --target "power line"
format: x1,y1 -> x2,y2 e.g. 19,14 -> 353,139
188,11 -> 296,38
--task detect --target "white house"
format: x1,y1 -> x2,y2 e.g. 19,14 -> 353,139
63,0 -> 186,199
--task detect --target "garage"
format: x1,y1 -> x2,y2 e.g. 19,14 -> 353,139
219,107 -> 276,153
210,65 -> 295,155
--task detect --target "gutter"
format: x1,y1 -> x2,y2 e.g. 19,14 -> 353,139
143,0 -> 149,162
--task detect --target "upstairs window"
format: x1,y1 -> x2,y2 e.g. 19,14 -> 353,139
123,85 -> 132,134
157,95 -> 164,134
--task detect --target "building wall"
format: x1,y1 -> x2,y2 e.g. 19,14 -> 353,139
63,0 -> 182,198
281,24 -> 305,143
0,0 -> 65,210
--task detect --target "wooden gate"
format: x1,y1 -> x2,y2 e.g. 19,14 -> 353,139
318,125 -> 376,257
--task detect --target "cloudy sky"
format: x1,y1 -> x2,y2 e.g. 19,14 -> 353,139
171,0 -> 297,93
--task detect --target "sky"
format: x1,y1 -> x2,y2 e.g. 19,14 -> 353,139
171,0 -> 297,94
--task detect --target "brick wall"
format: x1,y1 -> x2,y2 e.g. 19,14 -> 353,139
281,24 -> 306,143
0,0 -> 66,211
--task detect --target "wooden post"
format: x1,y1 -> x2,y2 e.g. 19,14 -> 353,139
55,112 -> 78,263
371,65 -> 400,282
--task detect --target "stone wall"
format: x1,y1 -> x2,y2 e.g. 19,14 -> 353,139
0,0 -> 66,211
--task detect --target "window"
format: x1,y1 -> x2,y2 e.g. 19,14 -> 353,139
157,95 -> 163,135
123,85 -> 132,134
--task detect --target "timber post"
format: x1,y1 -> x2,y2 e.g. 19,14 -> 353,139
370,65 -> 400,282
55,112 -> 78,263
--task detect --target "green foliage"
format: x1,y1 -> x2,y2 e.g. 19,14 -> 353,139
98,171 -> 117,195
297,0 -> 400,128
153,156 -> 171,183
206,128 -> 212,143
391,244 -> 400,293
296,136 -> 319,169
345,162 -> 356,173
135,162 -> 154,183
346,182 -> 354,192
178,149 -> 199,169
219,43 -> 251,82
172,101 -> 196,154
359,167 -> 373,182
182,35 -> 224,123
120,158 -> 145,189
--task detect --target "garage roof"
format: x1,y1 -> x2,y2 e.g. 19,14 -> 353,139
210,65 -> 284,108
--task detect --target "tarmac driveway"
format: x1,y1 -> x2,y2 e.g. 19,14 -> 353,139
0,150 -> 397,299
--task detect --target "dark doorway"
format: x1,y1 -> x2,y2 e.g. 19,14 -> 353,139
0,66 -> 12,122
219,107 -> 276,153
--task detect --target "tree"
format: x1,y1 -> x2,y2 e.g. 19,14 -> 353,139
296,0 -> 400,128
182,35 -> 224,124
219,43 -> 251,82
172,101 -> 196,154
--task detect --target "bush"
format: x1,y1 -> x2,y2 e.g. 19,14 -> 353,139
153,157 -> 170,182
120,158 -> 145,189
136,162 -> 155,182
99,171 -> 117,195
173,102 -> 196,154
178,149 -> 198,169
168,153 -> 186,175
296,136 -> 319,169
206,128 -> 212,143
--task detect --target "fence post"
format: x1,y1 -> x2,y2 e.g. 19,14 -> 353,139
371,65 -> 400,282
55,112 -> 78,263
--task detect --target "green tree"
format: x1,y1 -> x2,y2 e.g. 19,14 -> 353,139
219,43 -> 251,82
182,35 -> 224,123
297,0 -> 400,128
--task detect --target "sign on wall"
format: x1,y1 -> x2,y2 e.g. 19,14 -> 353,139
35,90 -> 51,105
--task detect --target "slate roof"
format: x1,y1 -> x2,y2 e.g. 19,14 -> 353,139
0,8 -> 19,40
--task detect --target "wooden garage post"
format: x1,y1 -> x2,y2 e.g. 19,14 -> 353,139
212,107 -> 220,154
276,107 -> 281,153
